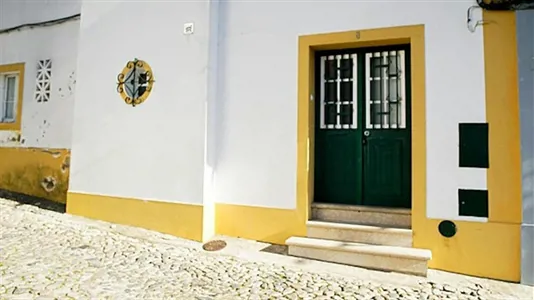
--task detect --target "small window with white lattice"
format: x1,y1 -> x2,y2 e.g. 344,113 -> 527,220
35,59 -> 52,102
319,54 -> 358,129
0,73 -> 19,123
365,51 -> 406,129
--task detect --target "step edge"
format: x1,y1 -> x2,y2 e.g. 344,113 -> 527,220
312,203 -> 412,215
288,248 -> 428,277
307,220 -> 412,235
305,233 -> 413,248
286,237 -> 431,261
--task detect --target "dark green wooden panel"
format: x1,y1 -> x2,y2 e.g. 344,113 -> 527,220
314,131 -> 362,204
458,189 -> 488,217
313,52 -> 363,205
362,47 -> 412,209
313,46 -> 411,208
459,123 -> 489,168
362,132 -> 411,208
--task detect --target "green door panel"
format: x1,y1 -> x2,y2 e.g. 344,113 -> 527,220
313,46 -> 411,209
313,53 -> 362,205
363,131 -> 411,208
314,131 -> 362,204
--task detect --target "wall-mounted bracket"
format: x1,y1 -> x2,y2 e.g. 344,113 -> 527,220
467,5 -> 486,33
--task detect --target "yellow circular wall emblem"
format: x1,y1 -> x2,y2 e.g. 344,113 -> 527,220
116,58 -> 155,107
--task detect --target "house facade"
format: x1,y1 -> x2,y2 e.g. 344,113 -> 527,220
0,0 -> 80,203
1,0 -> 532,285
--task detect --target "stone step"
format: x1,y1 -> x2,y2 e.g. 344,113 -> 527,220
286,236 -> 431,276
307,220 -> 412,247
311,203 -> 411,229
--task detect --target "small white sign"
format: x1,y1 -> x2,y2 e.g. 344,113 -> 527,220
184,23 -> 194,35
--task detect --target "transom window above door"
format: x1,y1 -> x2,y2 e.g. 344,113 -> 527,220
320,54 -> 358,129
318,48 -> 408,131
366,50 -> 406,129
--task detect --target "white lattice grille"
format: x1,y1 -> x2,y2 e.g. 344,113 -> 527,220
365,51 -> 406,129
319,54 -> 358,129
35,59 -> 52,102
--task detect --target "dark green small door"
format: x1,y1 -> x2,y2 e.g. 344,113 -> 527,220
313,47 -> 412,209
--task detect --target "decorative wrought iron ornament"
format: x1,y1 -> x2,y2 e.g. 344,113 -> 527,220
117,58 -> 155,107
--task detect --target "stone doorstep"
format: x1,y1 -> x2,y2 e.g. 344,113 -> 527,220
286,236 -> 432,277
306,220 -> 413,247
311,203 -> 412,229
312,203 -> 412,215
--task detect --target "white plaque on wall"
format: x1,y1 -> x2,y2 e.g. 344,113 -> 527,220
184,23 -> 194,35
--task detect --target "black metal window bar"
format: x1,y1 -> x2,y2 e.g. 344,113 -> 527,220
366,51 -> 406,129
320,54 -> 358,129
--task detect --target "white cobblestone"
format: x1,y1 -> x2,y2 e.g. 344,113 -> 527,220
0,198 -> 530,300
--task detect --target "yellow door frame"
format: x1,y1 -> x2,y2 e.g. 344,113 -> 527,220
295,18 -> 522,282
295,24 -> 427,230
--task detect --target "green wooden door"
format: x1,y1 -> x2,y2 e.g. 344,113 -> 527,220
314,47 -> 411,209
314,53 -> 363,205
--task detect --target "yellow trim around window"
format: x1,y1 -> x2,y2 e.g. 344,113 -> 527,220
0,63 -> 25,131
117,59 -> 154,106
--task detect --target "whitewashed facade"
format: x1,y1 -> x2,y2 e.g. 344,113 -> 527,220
1,0 -> 531,285
0,0 -> 80,203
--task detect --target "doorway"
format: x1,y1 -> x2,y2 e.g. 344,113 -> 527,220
313,45 -> 412,209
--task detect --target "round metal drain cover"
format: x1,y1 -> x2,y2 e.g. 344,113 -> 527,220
438,220 -> 457,238
202,240 -> 227,252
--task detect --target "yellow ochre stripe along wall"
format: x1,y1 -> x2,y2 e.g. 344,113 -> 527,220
66,11 -> 521,282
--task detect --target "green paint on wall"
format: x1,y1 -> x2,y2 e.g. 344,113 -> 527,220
459,123 -> 489,168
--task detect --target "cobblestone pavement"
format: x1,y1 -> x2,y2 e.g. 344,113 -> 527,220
0,198 -> 532,300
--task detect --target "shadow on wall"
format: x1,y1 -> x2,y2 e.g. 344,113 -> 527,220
0,148 -> 71,206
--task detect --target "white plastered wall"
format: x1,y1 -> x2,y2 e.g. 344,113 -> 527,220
213,0 -> 488,221
0,13 -> 80,149
0,0 -> 81,31
68,1 -> 210,205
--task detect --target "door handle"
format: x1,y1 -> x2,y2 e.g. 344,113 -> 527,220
364,130 -> 370,137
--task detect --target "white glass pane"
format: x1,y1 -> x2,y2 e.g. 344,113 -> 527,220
4,100 -> 14,120
4,76 -> 17,120
389,53 -> 398,75
6,77 -> 15,101
389,78 -> 398,101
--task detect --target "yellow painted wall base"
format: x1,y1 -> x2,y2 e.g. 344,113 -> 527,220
410,11 -> 521,283
414,220 -> 521,282
0,147 -> 70,203
215,203 -> 306,245
67,192 -> 204,242
483,11 -> 522,224
60,11 -> 521,284
294,20 -> 521,283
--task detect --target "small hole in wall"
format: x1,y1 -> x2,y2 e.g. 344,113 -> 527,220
41,176 -> 56,193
